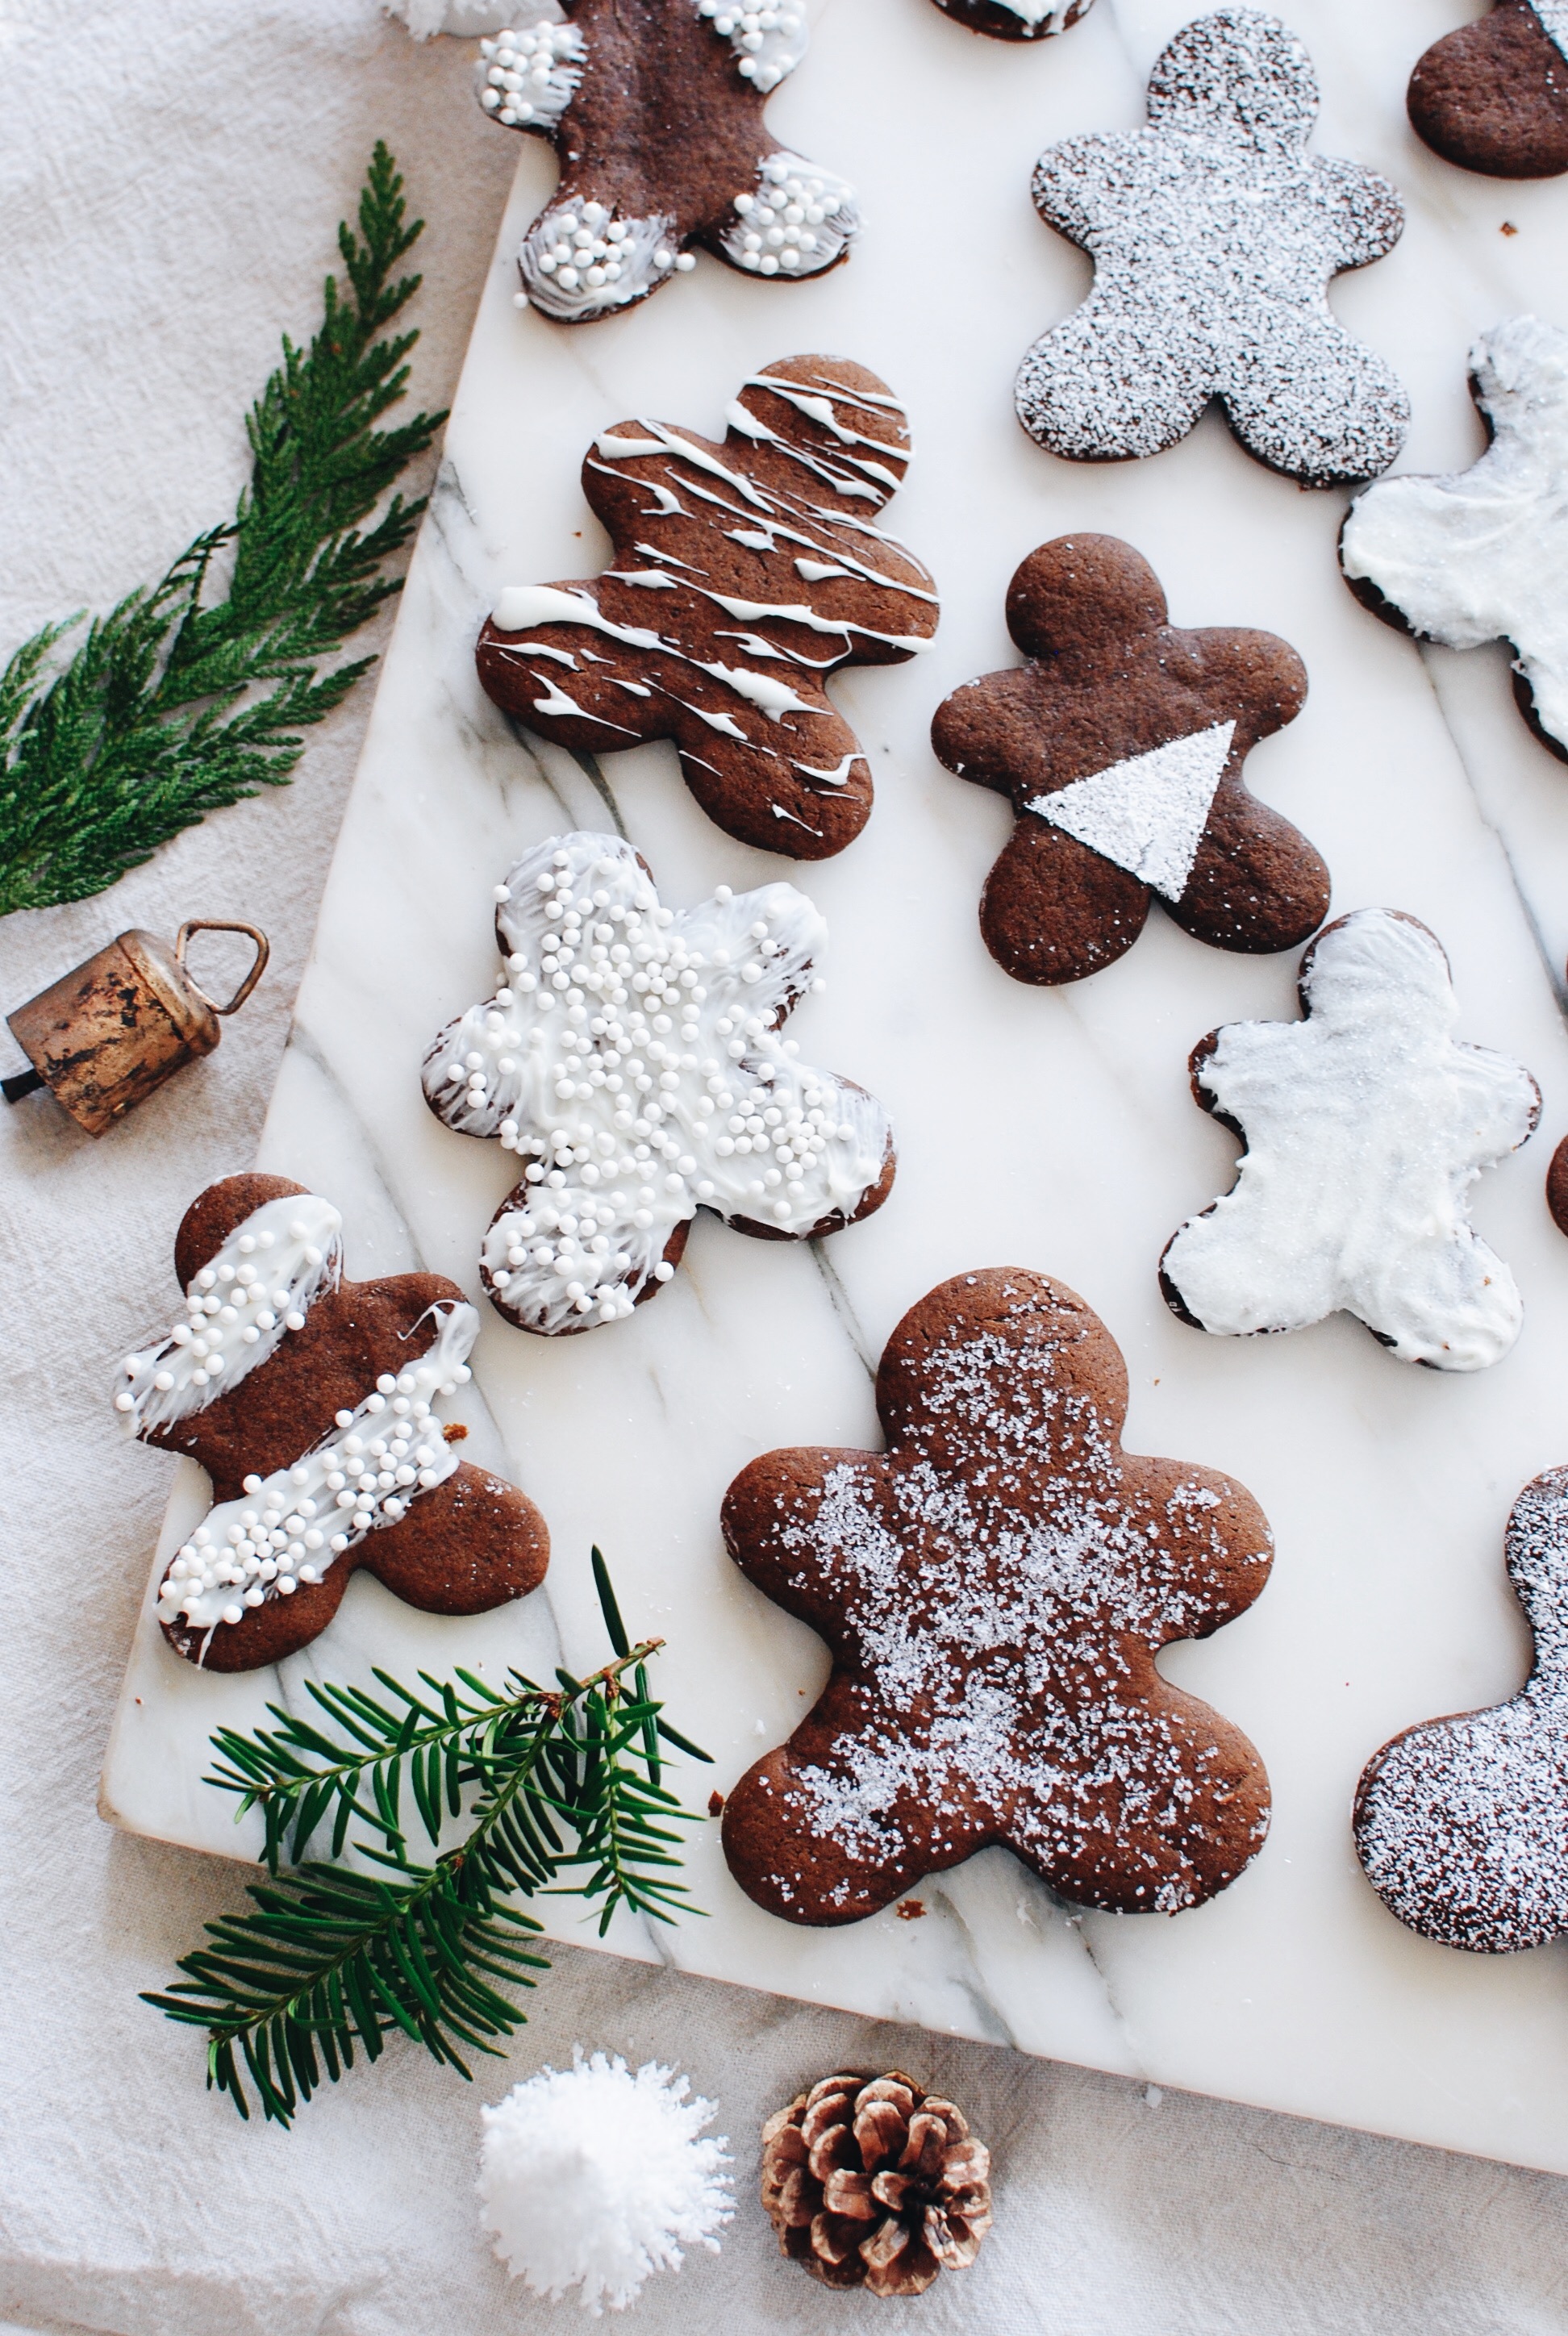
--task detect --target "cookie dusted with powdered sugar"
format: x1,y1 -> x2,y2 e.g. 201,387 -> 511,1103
476,2 -> 857,322
928,0 -> 1095,44
1407,2 -> 1568,178
1161,911 -> 1541,1371
1341,318 -> 1568,764
115,1174 -> 549,1671
1014,9 -> 1408,485
476,357 -> 938,857
1356,1465 -> 1568,1952
422,832 -> 895,1335
720,1269 -> 1273,1926
931,536 -> 1328,985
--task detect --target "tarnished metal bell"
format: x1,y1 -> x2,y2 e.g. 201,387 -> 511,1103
3,920 -> 269,1137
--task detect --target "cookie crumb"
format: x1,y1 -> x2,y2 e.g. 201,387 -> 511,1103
707,1790 -> 726,1817
895,1899 -> 926,1920
443,1420 -> 469,1442
1501,220 -> 1519,236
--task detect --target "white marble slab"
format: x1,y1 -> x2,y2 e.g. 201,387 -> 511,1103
102,0 -> 1568,2174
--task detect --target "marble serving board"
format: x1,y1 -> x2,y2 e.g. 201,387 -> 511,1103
102,0 -> 1568,2175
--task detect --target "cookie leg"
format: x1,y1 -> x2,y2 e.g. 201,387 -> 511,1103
1220,317 -> 1408,486
663,689 -> 874,857
708,148 -> 860,281
1407,7 -> 1568,180
1170,796 -> 1330,956
1014,294 -> 1212,462
364,1462 -> 549,1614
979,820 -> 1150,985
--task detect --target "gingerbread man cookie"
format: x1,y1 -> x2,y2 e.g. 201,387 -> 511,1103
423,832 -> 895,1334
1341,317 -> 1568,763
1161,911 -> 1541,1371
930,536 -> 1328,985
1014,9 -> 1408,485
476,3 -> 857,322
928,0 -> 1095,44
1407,3 -> 1568,180
1355,1464 -> 1568,1953
720,1269 -> 1273,1926
477,357 -> 939,858
115,1174 -> 548,1671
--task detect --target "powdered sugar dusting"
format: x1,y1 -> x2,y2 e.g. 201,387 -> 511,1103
1355,1465 -> 1568,1954
1015,9 -> 1408,484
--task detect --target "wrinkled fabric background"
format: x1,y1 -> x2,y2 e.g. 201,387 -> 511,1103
0,3 -> 1565,2330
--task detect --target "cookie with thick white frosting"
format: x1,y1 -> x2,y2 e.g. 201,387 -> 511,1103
720,1268 -> 1274,1926
1341,316 -> 1568,763
477,357 -> 938,858
1355,1463 -> 1568,1952
423,832 -> 895,1335
1407,2 -> 1568,179
115,1174 -> 549,1670
1014,9 -> 1408,485
930,536 -> 1328,985
1161,910 -> 1541,1371
477,0 -> 858,321
928,0 -> 1095,44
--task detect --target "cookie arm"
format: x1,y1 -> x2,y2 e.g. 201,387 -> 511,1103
1029,131 -> 1146,246
1312,156 -> 1405,270
722,1449 -> 889,1650
1127,1455 -> 1274,1638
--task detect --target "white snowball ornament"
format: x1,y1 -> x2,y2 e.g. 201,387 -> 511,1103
477,2050 -> 733,2313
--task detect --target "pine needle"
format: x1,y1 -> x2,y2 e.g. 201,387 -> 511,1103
0,143 -> 444,916
144,1556 -> 713,2128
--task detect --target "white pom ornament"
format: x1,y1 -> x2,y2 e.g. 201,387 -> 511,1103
477,2050 -> 733,2313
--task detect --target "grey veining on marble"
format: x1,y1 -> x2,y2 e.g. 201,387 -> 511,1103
102,0 -> 1568,2175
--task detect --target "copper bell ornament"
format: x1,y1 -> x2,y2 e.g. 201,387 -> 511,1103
2,920 -> 269,1137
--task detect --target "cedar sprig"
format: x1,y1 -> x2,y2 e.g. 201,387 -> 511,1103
0,142 -> 444,916
142,1553 -> 711,2128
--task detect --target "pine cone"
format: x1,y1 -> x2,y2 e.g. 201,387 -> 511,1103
760,2070 -> 992,2298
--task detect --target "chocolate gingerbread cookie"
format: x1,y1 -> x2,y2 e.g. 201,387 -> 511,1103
1407,3 -> 1568,179
1355,1463 -> 1568,1952
477,1 -> 858,320
477,357 -> 938,857
115,1174 -> 548,1670
929,0 -> 1095,44
1014,9 -> 1408,484
930,536 -> 1328,985
720,1269 -> 1273,1926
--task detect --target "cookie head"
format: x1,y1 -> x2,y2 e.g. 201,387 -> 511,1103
1003,536 -> 1168,663
1146,8 -> 1318,145
720,1268 -> 1274,1926
733,357 -> 914,508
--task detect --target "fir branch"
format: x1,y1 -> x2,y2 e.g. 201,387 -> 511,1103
144,1556 -> 712,2127
0,142 -> 444,916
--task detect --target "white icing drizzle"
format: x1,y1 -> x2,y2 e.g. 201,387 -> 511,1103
1025,720 -> 1234,900
477,18 -> 583,128
156,1305 -> 477,1640
1355,1462 -> 1568,1954
1014,9 -> 1408,484
1161,910 -> 1540,1371
1529,0 -> 1568,66
518,201 -> 682,323
717,153 -> 859,280
422,833 -> 891,1334
696,0 -> 805,92
115,1195 -> 342,1436
1340,316 -> 1568,754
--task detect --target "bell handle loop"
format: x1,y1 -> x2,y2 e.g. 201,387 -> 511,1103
173,920 -> 270,1017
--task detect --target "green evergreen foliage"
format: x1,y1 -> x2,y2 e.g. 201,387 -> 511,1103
0,144 -> 443,916
144,1554 -> 710,2129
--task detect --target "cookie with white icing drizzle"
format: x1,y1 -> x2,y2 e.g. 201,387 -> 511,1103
928,0 -> 1095,46
475,1 -> 857,323
1014,8 -> 1408,485
1355,1464 -> 1568,1953
422,832 -> 895,1335
116,1173 -> 549,1670
1341,317 -> 1568,763
476,356 -> 939,859
720,1268 -> 1274,1926
1160,910 -> 1541,1372
1407,2 -> 1568,179
930,536 -> 1328,985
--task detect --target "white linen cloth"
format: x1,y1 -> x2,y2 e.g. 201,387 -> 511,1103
0,4 -> 1562,2330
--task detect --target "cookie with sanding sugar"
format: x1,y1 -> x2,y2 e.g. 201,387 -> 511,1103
1408,2 -> 1568,178
422,832 -> 895,1334
476,357 -> 939,857
114,1173 -> 549,1671
929,0 -> 1096,45
1341,318 -> 1568,765
1161,910 -> 1541,1371
1014,9 -> 1408,485
475,2 -> 857,322
930,536 -> 1328,985
720,1268 -> 1274,1926
1355,1463 -> 1568,1952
